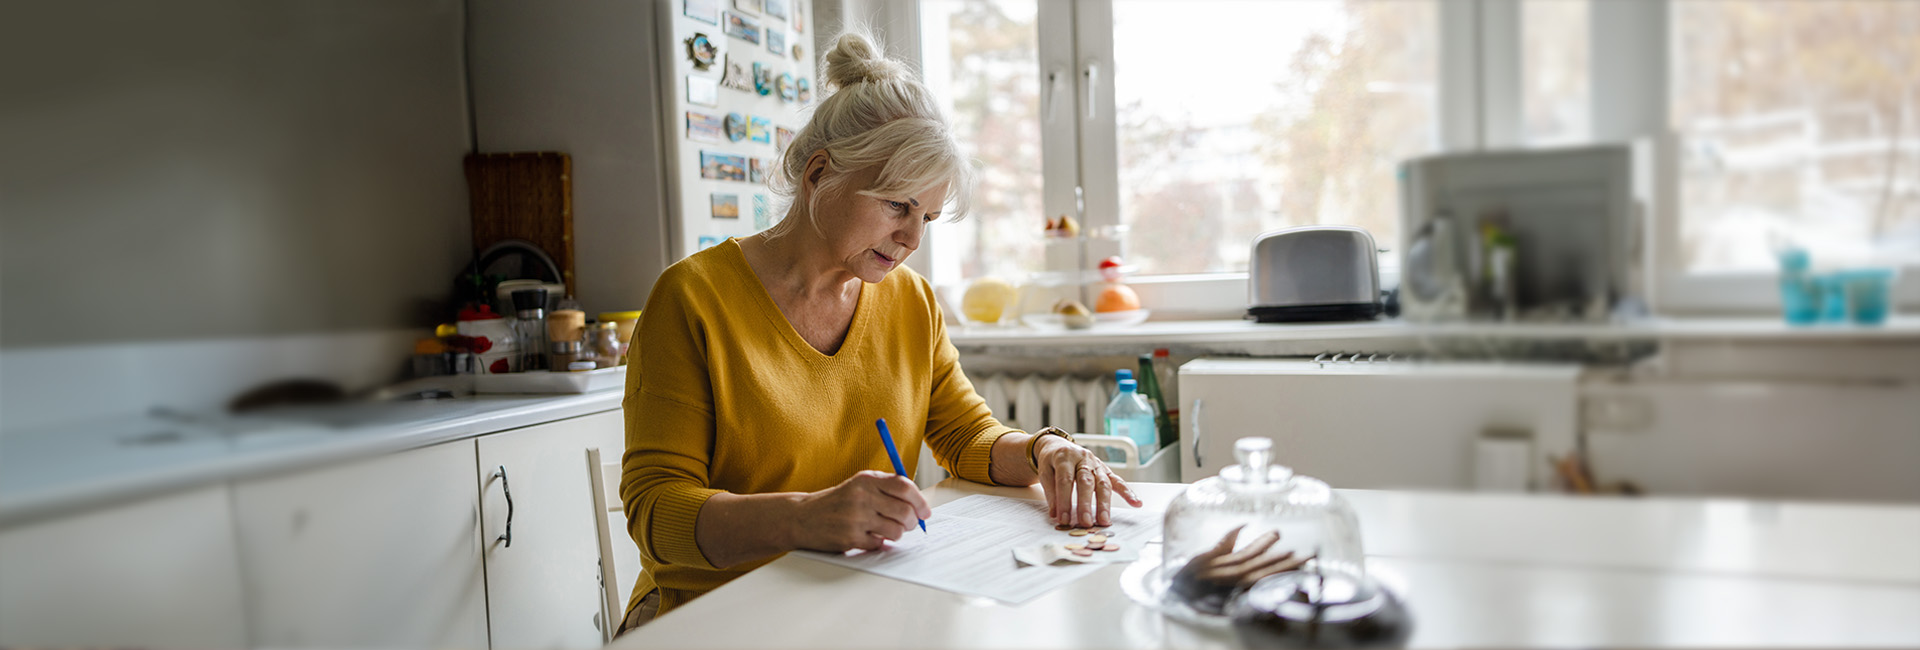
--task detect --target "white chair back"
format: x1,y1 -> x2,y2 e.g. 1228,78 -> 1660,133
586,448 -> 625,643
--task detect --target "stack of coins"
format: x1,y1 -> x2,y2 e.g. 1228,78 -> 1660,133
1061,530 -> 1119,557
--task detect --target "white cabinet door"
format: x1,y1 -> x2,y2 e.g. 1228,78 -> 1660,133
0,486 -> 247,648
1585,380 -> 1920,501
1180,359 -> 1580,489
478,410 -> 623,648
232,439 -> 488,648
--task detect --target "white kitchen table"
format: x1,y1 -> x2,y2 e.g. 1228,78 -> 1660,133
612,479 -> 1920,648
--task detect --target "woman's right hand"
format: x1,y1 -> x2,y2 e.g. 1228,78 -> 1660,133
788,470 -> 933,553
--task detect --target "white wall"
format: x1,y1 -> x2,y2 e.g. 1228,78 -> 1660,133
466,0 -> 672,316
0,0 -> 473,348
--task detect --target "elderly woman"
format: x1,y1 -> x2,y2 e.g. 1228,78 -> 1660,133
617,32 -> 1142,629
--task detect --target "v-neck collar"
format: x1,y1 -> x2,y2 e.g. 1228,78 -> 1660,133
725,238 -> 872,361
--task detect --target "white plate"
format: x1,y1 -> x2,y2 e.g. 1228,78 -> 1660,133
1020,308 -> 1152,331
1093,309 -> 1150,327
1118,546 -> 1234,629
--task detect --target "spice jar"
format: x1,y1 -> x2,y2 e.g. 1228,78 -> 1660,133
511,289 -> 551,371
599,310 -> 641,363
588,321 -> 623,368
546,309 -> 587,371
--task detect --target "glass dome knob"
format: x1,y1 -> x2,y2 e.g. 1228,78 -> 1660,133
1231,437 -> 1292,485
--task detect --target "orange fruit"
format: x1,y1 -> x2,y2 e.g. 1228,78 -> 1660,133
1095,284 -> 1141,313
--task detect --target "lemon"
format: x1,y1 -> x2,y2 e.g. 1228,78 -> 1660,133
961,277 -> 1018,324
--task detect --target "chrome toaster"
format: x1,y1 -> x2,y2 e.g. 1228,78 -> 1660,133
1246,226 -> 1382,322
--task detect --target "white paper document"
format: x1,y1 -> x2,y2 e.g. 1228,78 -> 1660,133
791,495 -> 1167,605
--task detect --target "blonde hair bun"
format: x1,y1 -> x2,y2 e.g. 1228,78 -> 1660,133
822,32 -> 907,90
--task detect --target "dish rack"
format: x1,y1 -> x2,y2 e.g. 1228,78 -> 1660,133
472,366 -> 626,394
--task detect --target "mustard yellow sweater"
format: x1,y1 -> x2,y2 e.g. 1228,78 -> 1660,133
620,239 -> 1015,616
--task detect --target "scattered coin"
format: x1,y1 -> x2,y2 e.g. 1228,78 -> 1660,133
1101,542 -> 1121,552
1085,540 -> 1106,551
1088,534 -> 1108,544
1055,524 -> 1074,531
1068,529 -> 1090,537
1065,543 -> 1085,551
1070,548 -> 1093,557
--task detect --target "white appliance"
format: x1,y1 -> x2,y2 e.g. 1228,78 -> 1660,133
1397,144 -> 1647,322
656,0 -> 820,257
1178,358 -> 1580,491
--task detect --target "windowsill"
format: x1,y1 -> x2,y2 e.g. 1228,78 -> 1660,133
948,315 -> 1920,349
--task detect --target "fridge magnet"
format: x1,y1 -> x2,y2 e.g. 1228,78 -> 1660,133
752,62 -> 774,96
687,75 -> 721,107
724,112 -> 750,142
748,158 -> 766,183
776,73 -> 797,103
764,0 -> 789,21
792,43 -> 804,61
719,55 -> 754,93
684,33 -> 718,71
766,29 -> 786,56
796,77 -> 812,103
699,151 -> 747,182
711,193 -> 741,219
698,235 -> 723,250
722,11 -> 761,44
749,116 -> 772,144
792,0 -> 804,33
753,194 -> 772,230
775,126 -> 795,152
684,0 -> 720,24
731,0 -> 762,14
686,111 -> 727,143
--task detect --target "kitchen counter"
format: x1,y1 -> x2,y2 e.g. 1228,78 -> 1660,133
0,388 -> 624,528
949,315 -> 1920,349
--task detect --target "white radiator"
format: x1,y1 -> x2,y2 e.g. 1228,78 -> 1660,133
973,373 -> 1114,438
912,372 -> 1179,486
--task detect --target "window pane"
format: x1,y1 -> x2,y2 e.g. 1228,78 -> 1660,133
1111,0 -> 1438,275
920,0 -> 1043,284
1673,1 -> 1920,272
1522,0 -> 1590,144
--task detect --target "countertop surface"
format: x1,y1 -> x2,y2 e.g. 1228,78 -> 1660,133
949,315 -> 1920,347
0,387 -> 624,527
616,479 -> 1920,648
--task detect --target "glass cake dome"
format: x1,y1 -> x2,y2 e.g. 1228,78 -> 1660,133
1125,436 -> 1366,621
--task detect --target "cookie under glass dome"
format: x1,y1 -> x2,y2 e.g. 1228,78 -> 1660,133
1130,436 -> 1365,620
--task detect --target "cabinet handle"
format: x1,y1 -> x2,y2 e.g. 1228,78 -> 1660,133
1190,398 -> 1204,468
494,465 -> 514,548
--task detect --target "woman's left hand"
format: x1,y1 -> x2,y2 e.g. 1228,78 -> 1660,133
1034,435 -> 1146,527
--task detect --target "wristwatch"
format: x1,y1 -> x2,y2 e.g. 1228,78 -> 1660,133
1025,426 -> 1075,471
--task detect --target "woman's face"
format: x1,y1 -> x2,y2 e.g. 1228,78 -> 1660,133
812,165 -> 948,284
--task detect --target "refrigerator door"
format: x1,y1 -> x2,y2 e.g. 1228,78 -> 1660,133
659,0 -> 819,259
1178,359 -> 1579,490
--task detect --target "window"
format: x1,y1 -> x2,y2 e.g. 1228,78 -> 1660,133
1671,0 -> 1920,274
916,0 -> 1918,314
1108,0 -> 1438,275
923,0 -> 1438,286
920,0 -> 1044,283
1521,0 -> 1589,145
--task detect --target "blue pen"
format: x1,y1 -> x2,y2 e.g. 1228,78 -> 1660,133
874,418 -> 926,533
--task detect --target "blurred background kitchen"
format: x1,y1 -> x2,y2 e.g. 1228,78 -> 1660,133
1,0 -> 1916,647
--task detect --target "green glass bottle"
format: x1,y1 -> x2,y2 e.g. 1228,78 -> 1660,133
1136,353 -> 1174,452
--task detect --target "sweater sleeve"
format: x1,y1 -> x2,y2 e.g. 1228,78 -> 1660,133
919,278 -> 1019,485
620,274 -> 724,571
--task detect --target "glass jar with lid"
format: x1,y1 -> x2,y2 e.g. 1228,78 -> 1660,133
1129,436 -> 1365,619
